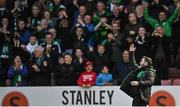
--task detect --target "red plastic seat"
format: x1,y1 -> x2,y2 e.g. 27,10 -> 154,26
161,80 -> 172,85
168,67 -> 177,78
173,79 -> 180,85
168,67 -> 177,75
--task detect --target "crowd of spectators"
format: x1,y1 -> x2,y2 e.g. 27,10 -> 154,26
0,0 -> 180,86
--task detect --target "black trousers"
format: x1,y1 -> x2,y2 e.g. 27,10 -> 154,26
132,97 -> 148,106
153,59 -> 168,85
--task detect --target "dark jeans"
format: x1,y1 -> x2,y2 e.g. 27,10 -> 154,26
132,97 -> 148,106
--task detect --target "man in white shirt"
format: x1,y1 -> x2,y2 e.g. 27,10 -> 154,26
26,35 -> 38,55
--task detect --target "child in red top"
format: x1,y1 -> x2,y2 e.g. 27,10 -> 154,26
77,61 -> 97,88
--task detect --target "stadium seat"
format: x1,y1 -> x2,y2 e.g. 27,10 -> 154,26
168,67 -> 178,78
161,80 -> 172,85
176,69 -> 180,78
173,79 -> 180,85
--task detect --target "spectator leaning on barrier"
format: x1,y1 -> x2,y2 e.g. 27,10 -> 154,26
7,55 -> 29,86
120,44 -> 156,106
77,61 -> 97,88
96,66 -> 113,86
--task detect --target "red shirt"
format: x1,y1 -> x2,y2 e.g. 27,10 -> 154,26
77,71 -> 97,86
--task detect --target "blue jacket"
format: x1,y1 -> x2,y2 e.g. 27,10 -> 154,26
8,64 -> 29,86
96,73 -> 113,86
20,30 -> 31,44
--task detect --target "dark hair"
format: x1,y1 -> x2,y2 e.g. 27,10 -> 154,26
159,9 -> 167,15
143,56 -> 152,66
64,52 -> 72,57
79,5 -> 86,8
11,55 -> 22,65
97,0 -> 105,5
58,53 -> 64,59
112,22 -> 120,26
97,44 -> 105,49
75,48 -> 83,52
48,27 -> 56,30
76,26 -> 83,29
58,7 -> 66,12
18,18 -> 27,24
30,33 -> 38,38
84,13 -> 92,17
43,9 -> 51,17
123,49 -> 129,53
100,14 -> 107,18
32,4 -> 40,9
128,12 -> 137,18
45,32 -> 53,37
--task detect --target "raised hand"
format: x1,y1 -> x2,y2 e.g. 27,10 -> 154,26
129,44 -> 136,52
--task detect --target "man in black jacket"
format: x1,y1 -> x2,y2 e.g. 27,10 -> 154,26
123,13 -> 142,46
54,53 -> 77,86
120,44 -> 156,106
41,32 -> 60,65
104,22 -> 125,68
93,44 -> 110,73
113,50 -> 132,85
30,45 -> 52,86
